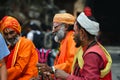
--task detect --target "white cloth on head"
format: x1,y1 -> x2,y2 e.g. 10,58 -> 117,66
77,12 -> 99,36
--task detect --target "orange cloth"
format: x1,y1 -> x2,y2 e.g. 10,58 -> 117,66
54,31 -> 78,73
6,37 -> 38,80
4,46 -> 14,69
53,13 -> 75,25
0,16 -> 21,34
0,63 -> 1,67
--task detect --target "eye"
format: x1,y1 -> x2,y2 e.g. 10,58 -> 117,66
54,26 -> 57,29
3,31 -> 15,36
9,31 -> 15,35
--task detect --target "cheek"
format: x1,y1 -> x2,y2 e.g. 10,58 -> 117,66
74,30 -> 79,36
73,32 -> 78,39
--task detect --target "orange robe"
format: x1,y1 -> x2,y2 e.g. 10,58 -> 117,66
54,31 -> 78,73
5,37 -> 38,80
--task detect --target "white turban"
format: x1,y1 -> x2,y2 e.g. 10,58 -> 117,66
77,12 -> 99,36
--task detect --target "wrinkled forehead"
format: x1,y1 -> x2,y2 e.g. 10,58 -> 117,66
53,22 -> 62,28
3,27 -> 15,33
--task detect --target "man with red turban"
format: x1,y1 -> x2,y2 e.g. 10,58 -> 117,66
0,16 -> 38,80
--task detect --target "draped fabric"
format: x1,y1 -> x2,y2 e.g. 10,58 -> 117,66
0,16 -> 21,34
53,13 -> 75,25
54,31 -> 78,73
4,46 -> 14,69
5,37 -> 38,80
67,43 -> 112,80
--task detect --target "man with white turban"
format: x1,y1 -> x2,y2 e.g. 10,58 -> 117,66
54,12 -> 112,80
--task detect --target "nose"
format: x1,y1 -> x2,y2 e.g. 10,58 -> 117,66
52,27 -> 56,33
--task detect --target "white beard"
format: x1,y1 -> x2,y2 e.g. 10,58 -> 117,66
54,27 -> 65,43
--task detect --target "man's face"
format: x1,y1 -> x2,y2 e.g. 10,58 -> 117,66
52,23 -> 66,43
3,28 -> 19,46
73,22 -> 82,48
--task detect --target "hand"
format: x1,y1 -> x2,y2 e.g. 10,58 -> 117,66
55,69 -> 69,79
36,63 -> 52,73
36,63 -> 54,80
42,71 -> 53,80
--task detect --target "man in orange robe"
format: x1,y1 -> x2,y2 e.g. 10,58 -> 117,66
37,13 -> 78,79
52,13 -> 78,73
0,16 -> 38,80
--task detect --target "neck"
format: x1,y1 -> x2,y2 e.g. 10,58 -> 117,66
82,39 -> 96,51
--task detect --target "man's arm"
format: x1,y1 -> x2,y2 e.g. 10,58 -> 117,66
55,53 -> 104,80
0,59 -> 7,80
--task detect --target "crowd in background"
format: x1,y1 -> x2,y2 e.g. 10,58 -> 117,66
0,0 -> 63,66
0,0 -> 114,80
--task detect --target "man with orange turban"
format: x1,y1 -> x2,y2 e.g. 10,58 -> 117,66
0,16 -> 38,80
52,13 -> 78,73
37,13 -> 78,79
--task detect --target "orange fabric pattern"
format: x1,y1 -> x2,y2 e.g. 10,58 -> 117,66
6,37 -> 38,80
54,31 -> 78,73
0,16 -> 21,34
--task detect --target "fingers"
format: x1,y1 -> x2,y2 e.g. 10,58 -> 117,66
43,72 -> 51,76
36,63 -> 52,74
36,63 -> 46,67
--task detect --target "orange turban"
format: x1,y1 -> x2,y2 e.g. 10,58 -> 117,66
0,16 -> 21,34
53,13 -> 75,25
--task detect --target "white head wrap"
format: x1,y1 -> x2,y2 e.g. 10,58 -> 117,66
77,12 -> 99,36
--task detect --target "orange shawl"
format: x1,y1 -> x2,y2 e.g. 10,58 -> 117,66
6,37 -> 38,80
54,31 -> 78,73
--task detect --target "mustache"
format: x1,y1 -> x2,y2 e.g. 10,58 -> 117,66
73,35 -> 81,48
6,35 -> 20,46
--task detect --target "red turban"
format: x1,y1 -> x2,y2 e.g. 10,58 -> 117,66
0,16 -> 21,34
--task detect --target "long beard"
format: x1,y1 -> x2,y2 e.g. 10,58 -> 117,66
54,27 -> 65,43
73,33 -> 82,48
6,35 -> 20,46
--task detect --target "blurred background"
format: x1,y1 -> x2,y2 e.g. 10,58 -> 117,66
0,0 -> 120,79
0,0 -> 119,46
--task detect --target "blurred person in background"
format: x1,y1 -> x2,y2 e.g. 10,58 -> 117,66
0,16 -> 38,80
0,33 -> 10,80
25,20 -> 44,50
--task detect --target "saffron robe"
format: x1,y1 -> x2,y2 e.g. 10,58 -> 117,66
54,31 -> 78,73
5,37 -> 38,80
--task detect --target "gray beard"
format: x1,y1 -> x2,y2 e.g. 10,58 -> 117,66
54,27 -> 65,43
6,36 -> 20,46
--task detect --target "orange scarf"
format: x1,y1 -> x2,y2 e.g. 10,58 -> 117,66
4,46 -> 15,69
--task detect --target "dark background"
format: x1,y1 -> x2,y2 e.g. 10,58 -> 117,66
0,0 -> 120,46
